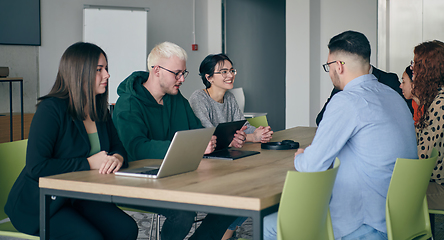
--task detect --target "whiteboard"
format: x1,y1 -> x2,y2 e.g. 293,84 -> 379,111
84,7 -> 147,104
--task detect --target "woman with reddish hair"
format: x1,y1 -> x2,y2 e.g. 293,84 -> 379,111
412,40 -> 444,210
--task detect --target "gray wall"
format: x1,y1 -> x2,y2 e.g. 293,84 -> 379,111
0,45 -> 39,114
225,0 -> 286,131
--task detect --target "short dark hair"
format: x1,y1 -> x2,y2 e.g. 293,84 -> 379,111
38,42 -> 109,122
405,66 -> 413,82
328,30 -> 371,63
199,54 -> 233,88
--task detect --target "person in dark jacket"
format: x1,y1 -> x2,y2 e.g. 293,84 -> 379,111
4,42 -> 138,240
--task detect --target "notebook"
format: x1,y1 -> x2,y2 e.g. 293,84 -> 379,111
115,127 -> 215,178
204,120 -> 260,160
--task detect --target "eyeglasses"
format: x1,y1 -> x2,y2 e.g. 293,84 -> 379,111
322,61 -> 345,72
152,66 -> 189,80
214,69 -> 237,78
410,60 -> 415,68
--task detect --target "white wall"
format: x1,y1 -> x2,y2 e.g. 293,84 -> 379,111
286,0 -> 311,128
207,0 -> 222,54
285,0 -> 378,128
381,0 -> 444,79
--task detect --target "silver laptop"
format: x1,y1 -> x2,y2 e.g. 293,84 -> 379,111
115,127 -> 215,178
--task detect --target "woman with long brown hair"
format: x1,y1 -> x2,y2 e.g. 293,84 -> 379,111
412,40 -> 444,210
5,42 -> 138,239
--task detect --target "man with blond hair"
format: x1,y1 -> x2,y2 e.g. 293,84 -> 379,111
114,41 -> 215,160
113,42 -> 235,240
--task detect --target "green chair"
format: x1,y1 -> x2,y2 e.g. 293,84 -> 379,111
277,159 -> 340,240
246,115 -> 268,128
385,148 -> 438,240
0,140 -> 39,239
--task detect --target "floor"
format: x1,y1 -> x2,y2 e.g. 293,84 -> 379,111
434,214 -> 444,240
2,212 -> 444,240
128,212 -> 252,240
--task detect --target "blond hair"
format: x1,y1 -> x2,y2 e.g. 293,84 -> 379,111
147,42 -> 187,71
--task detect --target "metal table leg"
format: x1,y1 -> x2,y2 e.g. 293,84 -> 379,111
9,81 -> 13,142
20,80 -> 23,140
39,189 -> 51,240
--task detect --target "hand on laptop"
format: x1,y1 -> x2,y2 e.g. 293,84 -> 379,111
205,135 -> 217,154
230,126 -> 247,148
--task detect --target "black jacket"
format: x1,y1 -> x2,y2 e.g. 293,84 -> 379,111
4,97 -> 127,235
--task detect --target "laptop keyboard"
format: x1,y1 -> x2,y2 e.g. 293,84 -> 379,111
141,169 -> 159,175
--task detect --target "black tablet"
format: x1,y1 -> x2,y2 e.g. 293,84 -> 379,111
213,120 -> 247,151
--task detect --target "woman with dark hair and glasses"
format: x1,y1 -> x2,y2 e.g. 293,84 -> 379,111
400,65 -> 422,124
189,54 -> 273,146
4,42 -> 138,240
412,40 -> 444,211
189,53 -> 273,239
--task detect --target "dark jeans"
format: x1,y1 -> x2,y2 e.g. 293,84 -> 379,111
189,213 -> 237,240
123,205 -> 237,240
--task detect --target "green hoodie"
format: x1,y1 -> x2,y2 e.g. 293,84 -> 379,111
113,71 -> 203,161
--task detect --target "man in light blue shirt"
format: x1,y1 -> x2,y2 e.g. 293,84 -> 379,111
263,30 -> 417,240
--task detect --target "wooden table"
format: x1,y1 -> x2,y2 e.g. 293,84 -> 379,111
39,126 -> 316,240
0,77 -> 24,141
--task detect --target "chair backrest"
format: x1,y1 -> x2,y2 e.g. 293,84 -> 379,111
246,115 -> 268,128
0,140 -> 28,221
385,148 -> 438,240
277,159 -> 340,240
228,87 -> 245,112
